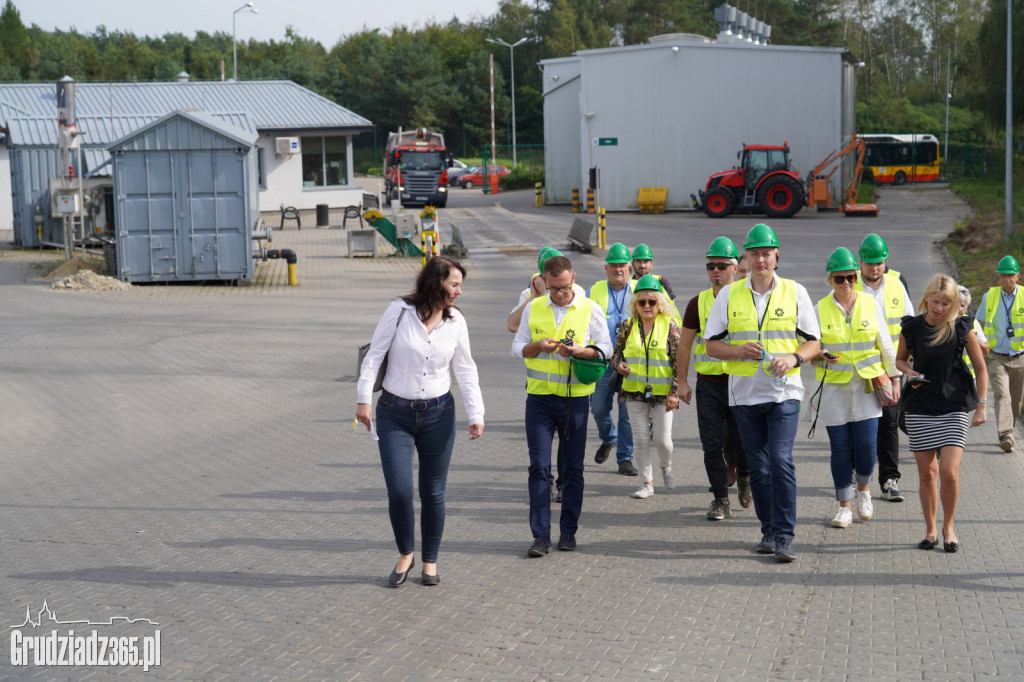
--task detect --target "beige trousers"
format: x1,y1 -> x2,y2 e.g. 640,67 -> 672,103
987,351 -> 1024,441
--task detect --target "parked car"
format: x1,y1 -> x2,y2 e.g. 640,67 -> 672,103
459,164 -> 510,188
446,161 -> 475,186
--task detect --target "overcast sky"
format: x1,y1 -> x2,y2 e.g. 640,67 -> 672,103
19,1 -> 504,48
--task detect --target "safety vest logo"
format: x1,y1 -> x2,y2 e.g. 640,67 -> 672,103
565,329 -> 577,340
649,339 -> 660,347
861,319 -> 870,327
775,307 -> 784,317
892,297 -> 899,306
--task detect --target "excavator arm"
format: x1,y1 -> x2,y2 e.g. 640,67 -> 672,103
806,133 -> 878,216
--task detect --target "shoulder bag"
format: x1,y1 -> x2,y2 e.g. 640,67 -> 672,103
357,307 -> 407,393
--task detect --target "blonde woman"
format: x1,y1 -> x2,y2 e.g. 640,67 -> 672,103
896,274 -> 988,553
813,248 -> 899,530
610,275 -> 681,499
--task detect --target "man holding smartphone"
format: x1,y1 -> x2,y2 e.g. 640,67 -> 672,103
513,255 -> 613,557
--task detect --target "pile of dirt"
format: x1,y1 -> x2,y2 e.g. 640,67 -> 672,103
44,256 -> 99,280
945,217 -> 1005,254
50,270 -> 132,291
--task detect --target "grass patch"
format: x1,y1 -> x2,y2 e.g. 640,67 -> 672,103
942,172 -> 1024,303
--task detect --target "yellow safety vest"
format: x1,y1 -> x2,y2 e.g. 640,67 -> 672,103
855,270 -> 906,343
964,318 -> 983,377
722,278 -> 801,377
694,288 -> 726,375
982,285 -> 1024,352
621,315 -> 674,395
589,280 -> 634,324
815,292 -> 885,383
524,295 -> 598,397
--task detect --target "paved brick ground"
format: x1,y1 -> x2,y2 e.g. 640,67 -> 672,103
1,185 -> 1022,680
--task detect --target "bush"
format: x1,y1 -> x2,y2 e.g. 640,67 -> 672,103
365,167 -> 383,176
501,167 -> 545,191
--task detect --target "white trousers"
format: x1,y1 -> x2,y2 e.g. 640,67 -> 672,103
626,400 -> 674,483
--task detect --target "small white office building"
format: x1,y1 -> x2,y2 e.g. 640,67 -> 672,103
0,78 -> 372,245
541,34 -> 859,211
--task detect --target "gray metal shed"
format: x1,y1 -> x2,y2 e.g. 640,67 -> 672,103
109,109 -> 258,283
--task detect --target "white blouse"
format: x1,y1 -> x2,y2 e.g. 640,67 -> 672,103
358,300 -> 484,424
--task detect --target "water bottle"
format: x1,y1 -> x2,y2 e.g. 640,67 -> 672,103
761,349 -> 787,387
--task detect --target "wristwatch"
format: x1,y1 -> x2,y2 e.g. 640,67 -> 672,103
792,353 -> 803,367
977,399 -> 988,404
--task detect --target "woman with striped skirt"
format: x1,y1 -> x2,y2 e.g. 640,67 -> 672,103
896,274 -> 988,553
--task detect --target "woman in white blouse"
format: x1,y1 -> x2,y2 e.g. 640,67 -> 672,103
356,257 -> 484,587
811,248 -> 900,530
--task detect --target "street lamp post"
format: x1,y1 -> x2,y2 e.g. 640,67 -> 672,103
486,36 -> 533,167
233,1 -> 258,81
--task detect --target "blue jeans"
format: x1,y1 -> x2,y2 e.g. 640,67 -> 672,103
826,418 -> 878,501
525,393 -> 590,539
731,400 -> 800,541
376,390 -> 456,563
591,367 -> 634,462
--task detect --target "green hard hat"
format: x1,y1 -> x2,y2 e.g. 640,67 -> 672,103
572,355 -> 608,384
605,242 -> 632,264
858,233 -> 889,263
743,223 -> 780,249
997,255 -> 1020,274
705,236 -> 739,259
826,247 -> 859,272
632,243 -> 654,260
634,274 -> 663,292
537,246 -> 563,273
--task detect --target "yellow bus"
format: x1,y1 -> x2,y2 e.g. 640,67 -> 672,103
861,133 -> 941,184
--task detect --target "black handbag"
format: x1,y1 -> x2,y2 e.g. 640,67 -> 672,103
357,307 -> 407,393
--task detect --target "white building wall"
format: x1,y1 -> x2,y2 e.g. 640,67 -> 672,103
546,39 -> 849,211
542,59 -> 583,204
0,147 -> 12,231
257,135 -> 364,213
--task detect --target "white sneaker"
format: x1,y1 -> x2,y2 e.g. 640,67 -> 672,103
632,483 -> 654,499
856,490 -> 874,520
831,507 -> 853,528
662,468 -> 676,490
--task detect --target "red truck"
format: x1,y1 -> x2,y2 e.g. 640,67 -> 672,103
383,128 -> 453,208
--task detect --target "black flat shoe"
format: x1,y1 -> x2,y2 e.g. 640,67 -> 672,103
421,571 -> 440,586
388,557 -> 414,587
943,540 -> 960,553
918,537 -> 938,550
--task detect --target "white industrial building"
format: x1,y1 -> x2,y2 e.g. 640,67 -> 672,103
541,34 -> 859,211
0,77 -> 372,246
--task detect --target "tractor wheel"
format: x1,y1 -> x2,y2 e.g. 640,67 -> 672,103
894,170 -> 906,185
758,175 -> 804,218
702,187 -> 734,218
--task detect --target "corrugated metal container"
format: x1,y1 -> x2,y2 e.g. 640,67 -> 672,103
109,109 -> 258,283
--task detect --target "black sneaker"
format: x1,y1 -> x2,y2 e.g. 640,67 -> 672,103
594,443 -> 613,464
881,478 -> 905,502
527,537 -> 551,557
557,534 -> 577,551
617,460 -> 639,476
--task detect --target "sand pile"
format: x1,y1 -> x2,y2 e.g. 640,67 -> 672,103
51,270 -> 132,291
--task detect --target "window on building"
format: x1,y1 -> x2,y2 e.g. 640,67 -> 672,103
257,147 -> 266,189
301,136 -> 348,187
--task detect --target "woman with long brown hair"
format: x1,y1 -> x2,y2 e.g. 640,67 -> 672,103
356,256 -> 484,586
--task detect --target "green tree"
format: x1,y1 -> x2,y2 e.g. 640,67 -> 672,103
0,0 -> 31,76
976,0 -> 1024,130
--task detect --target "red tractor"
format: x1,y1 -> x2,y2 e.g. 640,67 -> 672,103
692,143 -> 806,219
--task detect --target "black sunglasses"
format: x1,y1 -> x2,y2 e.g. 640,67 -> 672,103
832,274 -> 857,284
637,299 -> 658,307
706,263 -> 732,271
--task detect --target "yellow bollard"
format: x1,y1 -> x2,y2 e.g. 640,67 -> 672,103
571,188 -> 580,213
586,188 -> 595,214
535,182 -> 543,207
287,262 -> 298,286
420,230 -> 438,267
598,208 -> 607,250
